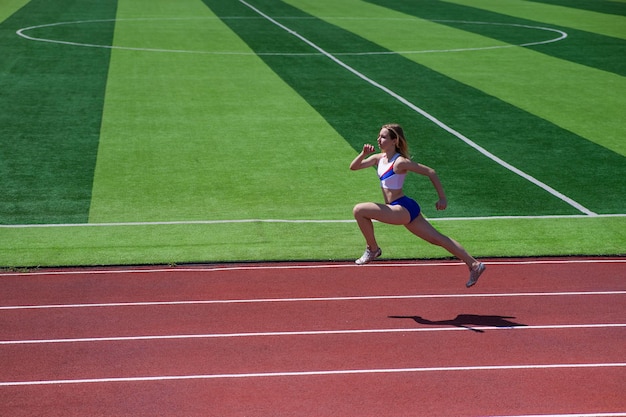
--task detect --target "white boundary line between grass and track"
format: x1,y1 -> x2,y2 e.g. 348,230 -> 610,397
239,0 -> 597,217
1,213 -> 625,228
1,362 -> 625,386
0,258 -> 624,277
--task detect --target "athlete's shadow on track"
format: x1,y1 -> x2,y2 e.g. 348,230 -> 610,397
388,314 -> 527,333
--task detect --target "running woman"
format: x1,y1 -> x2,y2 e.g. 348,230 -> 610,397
349,123 -> 485,287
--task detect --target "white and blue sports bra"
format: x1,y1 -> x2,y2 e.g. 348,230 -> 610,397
377,153 -> 406,190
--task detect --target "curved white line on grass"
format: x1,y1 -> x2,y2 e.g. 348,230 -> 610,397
1,323 -> 625,345
1,362 -> 624,386
335,20 -> 568,56
15,17 -> 566,56
2,214 -> 624,228
239,0 -> 595,216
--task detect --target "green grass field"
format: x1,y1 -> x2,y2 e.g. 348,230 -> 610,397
1,0 -> 624,267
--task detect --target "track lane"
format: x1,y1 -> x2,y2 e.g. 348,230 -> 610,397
1,327 -> 625,383
1,292 -> 624,340
1,259 -> 624,307
1,367 -> 624,416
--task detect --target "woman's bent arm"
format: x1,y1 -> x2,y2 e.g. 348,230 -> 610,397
397,159 -> 448,210
350,144 -> 378,170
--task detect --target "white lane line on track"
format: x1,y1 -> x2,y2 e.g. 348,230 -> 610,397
1,323 -> 625,345
1,291 -> 624,311
239,0 -> 596,216
0,258 -> 624,277
489,413 -> 626,417
1,362 -> 624,386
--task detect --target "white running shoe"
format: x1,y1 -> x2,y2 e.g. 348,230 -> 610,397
466,262 -> 486,288
355,247 -> 382,265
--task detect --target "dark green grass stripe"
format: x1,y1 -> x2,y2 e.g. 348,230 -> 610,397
524,0 -> 626,17
203,0 -> 624,216
0,0 -> 117,224
365,0 -> 626,76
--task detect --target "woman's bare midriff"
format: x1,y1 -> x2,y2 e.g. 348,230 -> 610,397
381,188 -> 404,204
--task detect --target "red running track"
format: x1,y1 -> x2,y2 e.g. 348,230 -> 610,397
0,257 -> 624,416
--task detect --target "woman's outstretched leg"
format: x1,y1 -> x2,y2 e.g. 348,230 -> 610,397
405,214 -> 485,286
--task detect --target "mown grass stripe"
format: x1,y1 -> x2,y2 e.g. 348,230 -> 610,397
445,0 -> 626,40
368,0 -> 626,76
0,0 -> 29,23
525,0 -> 626,17
0,0 -> 117,224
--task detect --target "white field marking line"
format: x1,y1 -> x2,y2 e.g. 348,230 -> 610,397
323,19 -> 568,56
15,17 -> 566,56
239,0 -> 595,216
1,218 -> 351,228
1,323 -> 625,346
1,363 -> 625,387
0,258 -> 624,277
1,291 -> 624,311
2,214 -> 625,228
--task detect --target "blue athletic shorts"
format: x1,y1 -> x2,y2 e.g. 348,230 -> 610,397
390,196 -> 421,223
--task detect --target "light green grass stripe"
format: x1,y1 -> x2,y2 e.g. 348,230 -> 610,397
285,0 -> 626,156
1,217 -> 623,267
90,0 -> 376,223
406,50 -> 626,157
0,0 -> 29,23
445,0 -> 626,40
